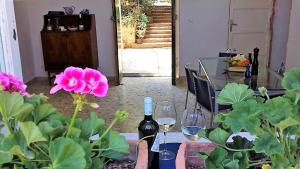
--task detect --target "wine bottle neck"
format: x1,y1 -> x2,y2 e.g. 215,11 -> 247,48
144,115 -> 153,120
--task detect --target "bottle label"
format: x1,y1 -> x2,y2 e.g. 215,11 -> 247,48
151,134 -> 160,152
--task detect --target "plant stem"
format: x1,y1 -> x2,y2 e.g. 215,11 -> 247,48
66,99 -> 83,137
92,118 -> 118,147
249,160 -> 271,167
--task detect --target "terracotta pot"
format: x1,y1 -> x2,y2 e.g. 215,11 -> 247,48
176,142 -> 216,169
127,140 -> 148,169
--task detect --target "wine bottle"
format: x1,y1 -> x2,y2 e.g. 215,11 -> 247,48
46,19 -> 52,31
78,14 -> 84,31
252,48 -> 259,75
138,97 -> 159,169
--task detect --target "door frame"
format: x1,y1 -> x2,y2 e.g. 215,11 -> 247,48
112,0 -> 177,85
0,0 -> 23,79
227,0 -> 275,67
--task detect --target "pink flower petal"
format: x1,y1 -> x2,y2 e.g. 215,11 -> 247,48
92,81 -> 108,97
50,85 -> 62,94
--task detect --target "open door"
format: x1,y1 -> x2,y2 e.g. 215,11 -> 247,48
229,0 -> 274,66
112,0 -> 123,85
0,0 -> 23,79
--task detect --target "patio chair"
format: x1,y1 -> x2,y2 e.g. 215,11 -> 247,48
184,64 -> 197,109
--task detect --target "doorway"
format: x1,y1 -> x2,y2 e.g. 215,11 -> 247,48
112,0 -> 176,85
228,0 -> 274,67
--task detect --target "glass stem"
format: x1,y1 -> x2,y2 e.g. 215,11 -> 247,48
163,131 -> 167,152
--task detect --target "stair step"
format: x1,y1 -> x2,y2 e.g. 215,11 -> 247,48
152,19 -> 172,23
151,10 -> 171,14
148,23 -> 172,27
147,26 -> 172,30
153,6 -> 172,9
132,42 -> 172,48
145,34 -> 172,38
152,16 -> 172,20
143,38 -> 172,43
146,30 -> 172,34
150,13 -> 172,17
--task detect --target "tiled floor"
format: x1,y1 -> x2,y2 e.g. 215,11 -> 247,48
122,48 -> 171,76
27,77 -> 211,133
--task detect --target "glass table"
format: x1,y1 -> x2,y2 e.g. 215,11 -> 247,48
199,57 -> 284,115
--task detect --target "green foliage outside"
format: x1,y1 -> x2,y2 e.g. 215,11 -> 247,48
198,68 -> 300,169
0,92 -> 130,168
121,0 -> 156,46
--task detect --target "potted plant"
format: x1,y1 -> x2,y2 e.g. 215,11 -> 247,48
176,68 -> 300,169
0,67 -> 148,169
136,13 -> 148,44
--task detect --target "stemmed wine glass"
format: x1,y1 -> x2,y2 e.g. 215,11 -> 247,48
181,108 -> 207,141
155,100 -> 177,160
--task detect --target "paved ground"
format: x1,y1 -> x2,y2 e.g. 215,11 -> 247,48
122,48 -> 172,76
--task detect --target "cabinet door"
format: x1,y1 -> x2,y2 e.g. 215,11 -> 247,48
41,32 -> 68,70
67,32 -> 92,67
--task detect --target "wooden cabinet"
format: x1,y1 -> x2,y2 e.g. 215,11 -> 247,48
41,14 -> 98,84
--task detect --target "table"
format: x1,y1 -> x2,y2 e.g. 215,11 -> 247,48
199,57 -> 284,115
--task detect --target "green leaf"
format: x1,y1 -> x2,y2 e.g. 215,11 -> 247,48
208,128 -> 230,146
80,112 -> 105,139
275,116 -> 300,132
282,68 -> 300,90
34,103 -> 57,123
68,127 -> 81,138
49,137 -> 86,169
253,133 -> 284,156
198,152 -> 209,160
0,92 -> 33,119
91,158 -> 104,169
223,159 -> 239,169
271,154 -> 290,169
205,147 -> 228,169
101,130 -> 129,160
19,121 -> 47,146
224,100 -> 261,134
39,120 -> 64,139
217,83 -> 254,105
258,87 -> 268,97
262,97 -> 297,124
0,137 -> 13,164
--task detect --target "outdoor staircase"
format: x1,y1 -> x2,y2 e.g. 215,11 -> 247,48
138,6 -> 172,48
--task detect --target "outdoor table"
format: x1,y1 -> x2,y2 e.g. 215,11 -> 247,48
198,57 -> 285,115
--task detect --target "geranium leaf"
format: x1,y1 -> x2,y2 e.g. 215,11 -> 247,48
101,130 -> 129,160
282,68 -> 300,90
224,100 -> 261,134
49,137 -> 86,169
19,121 -> 47,146
34,103 -> 57,123
0,92 -> 33,119
0,137 -> 13,164
262,97 -> 297,124
223,159 -> 239,169
39,120 -> 64,139
275,116 -> 300,132
205,147 -> 227,169
208,128 -> 230,146
80,112 -> 105,139
217,83 -> 254,105
253,133 -> 284,156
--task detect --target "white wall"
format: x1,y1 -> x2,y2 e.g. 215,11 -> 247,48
15,0 -> 116,78
14,0 -> 35,82
179,0 -> 230,76
286,0 -> 300,69
269,0 -> 292,71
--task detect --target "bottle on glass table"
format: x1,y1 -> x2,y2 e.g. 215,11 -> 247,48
181,108 -> 206,141
138,97 -> 159,169
252,48 -> 259,75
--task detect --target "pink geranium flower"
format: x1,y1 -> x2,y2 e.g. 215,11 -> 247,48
0,72 -> 29,96
50,67 -> 86,94
50,67 -> 108,97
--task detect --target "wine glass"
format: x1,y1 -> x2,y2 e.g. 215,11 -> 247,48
155,100 -> 177,160
181,108 -> 207,141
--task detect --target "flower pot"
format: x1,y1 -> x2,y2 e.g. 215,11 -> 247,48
176,142 -> 215,169
136,38 -> 143,44
105,140 -> 148,169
